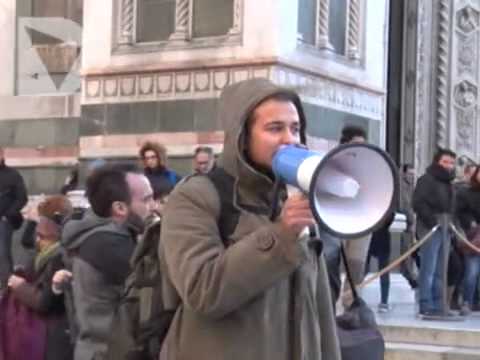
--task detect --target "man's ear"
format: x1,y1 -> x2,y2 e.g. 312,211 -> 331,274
112,201 -> 128,218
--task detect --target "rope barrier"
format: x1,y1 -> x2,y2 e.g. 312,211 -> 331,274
352,223 -> 480,293
449,223 -> 480,255
354,225 -> 440,291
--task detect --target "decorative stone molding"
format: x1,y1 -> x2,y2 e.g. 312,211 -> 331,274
454,80 -> 477,108
453,3 -> 480,156
455,107 -> 476,152
273,67 -> 384,120
83,66 -> 270,104
414,0 -> 428,170
458,34 -> 476,77
82,64 -> 384,121
114,0 -> 243,53
456,5 -> 479,34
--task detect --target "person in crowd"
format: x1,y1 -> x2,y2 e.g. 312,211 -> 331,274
455,163 -> 476,190
193,146 -> 216,174
6,195 -> 74,360
159,78 -> 341,360
455,165 -> 480,315
399,164 -> 419,289
61,168 -> 79,195
139,142 -> 181,196
413,148 -> 457,317
0,146 -> 28,292
366,212 -> 395,313
61,164 -> 155,360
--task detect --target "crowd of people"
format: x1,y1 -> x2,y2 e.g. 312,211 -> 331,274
0,78 -> 479,360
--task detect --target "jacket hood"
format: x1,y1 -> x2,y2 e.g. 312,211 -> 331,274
218,78 -> 307,209
62,209 -> 129,250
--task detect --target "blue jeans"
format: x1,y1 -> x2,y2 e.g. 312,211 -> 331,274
0,219 -> 13,288
419,228 -> 449,312
463,255 -> 480,305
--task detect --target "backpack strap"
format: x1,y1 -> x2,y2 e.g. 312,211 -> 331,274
206,167 -> 241,246
340,243 -> 359,301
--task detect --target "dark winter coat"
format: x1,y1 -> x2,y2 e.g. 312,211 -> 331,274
0,162 -> 28,228
456,185 -> 480,232
9,247 -> 73,360
412,163 -> 455,233
62,210 -> 136,360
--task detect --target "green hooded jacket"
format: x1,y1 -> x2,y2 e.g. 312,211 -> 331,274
159,78 -> 341,360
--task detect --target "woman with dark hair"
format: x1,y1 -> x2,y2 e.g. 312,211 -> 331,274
456,165 -> 480,315
139,141 -> 181,196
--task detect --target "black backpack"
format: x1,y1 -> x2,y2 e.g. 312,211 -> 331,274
105,167 -> 241,360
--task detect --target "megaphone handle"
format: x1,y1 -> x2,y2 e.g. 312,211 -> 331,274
340,243 -> 360,301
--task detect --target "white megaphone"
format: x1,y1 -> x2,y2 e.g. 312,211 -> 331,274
272,144 -> 398,239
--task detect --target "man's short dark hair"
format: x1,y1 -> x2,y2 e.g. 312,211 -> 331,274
432,148 -> 457,163
339,125 -> 367,144
194,146 -> 214,157
86,163 -> 141,218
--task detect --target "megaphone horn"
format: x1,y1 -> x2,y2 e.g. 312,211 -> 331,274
272,144 -> 398,239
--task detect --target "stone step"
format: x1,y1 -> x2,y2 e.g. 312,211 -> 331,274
385,342 -> 480,360
380,323 -> 480,348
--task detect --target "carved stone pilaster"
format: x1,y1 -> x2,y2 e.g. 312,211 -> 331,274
169,0 -> 191,41
453,5 -> 479,156
346,0 -> 361,60
227,0 -> 242,35
118,0 -> 135,45
316,0 -> 333,50
435,0 -> 451,149
414,0 -> 428,170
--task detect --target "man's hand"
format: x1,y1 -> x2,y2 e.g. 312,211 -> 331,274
8,274 -> 26,290
279,193 -> 315,238
51,269 -> 72,295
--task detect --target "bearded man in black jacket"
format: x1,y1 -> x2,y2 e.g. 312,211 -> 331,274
413,148 -> 456,316
0,146 -> 28,291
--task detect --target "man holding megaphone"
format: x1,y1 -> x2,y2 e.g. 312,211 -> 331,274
159,79 -> 341,360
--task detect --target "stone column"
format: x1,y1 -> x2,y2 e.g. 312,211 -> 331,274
169,0 -> 191,41
228,0 -> 242,35
118,0 -> 135,45
434,0 -> 451,149
346,0 -> 361,60
316,0 -> 333,49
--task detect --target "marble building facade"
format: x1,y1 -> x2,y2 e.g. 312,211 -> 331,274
0,0 -> 390,194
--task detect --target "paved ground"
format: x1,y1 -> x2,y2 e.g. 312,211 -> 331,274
361,273 -> 480,331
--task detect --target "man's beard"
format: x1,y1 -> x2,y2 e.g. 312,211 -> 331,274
126,211 -> 146,235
